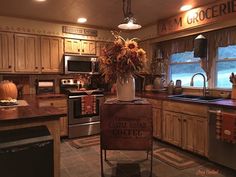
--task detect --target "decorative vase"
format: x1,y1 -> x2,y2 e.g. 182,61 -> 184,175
116,75 -> 135,101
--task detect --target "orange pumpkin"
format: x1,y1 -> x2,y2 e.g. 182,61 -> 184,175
0,80 -> 18,100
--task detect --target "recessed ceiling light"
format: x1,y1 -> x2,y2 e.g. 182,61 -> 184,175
34,0 -> 47,2
180,5 -> 192,11
77,18 -> 87,23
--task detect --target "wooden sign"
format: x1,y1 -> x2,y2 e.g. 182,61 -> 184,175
158,0 -> 236,35
62,26 -> 97,36
100,100 -> 152,150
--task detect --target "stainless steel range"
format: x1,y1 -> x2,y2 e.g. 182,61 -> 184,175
60,79 -> 104,138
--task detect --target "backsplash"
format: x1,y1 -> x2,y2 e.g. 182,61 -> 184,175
0,74 -> 106,95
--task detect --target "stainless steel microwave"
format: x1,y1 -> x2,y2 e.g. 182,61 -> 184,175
64,55 -> 99,74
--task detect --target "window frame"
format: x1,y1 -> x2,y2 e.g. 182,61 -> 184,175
169,51 -> 205,88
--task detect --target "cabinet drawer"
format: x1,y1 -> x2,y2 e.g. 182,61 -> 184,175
38,99 -> 67,108
163,101 -> 208,117
147,99 -> 162,108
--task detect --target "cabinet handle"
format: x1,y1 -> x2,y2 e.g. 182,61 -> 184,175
8,65 -> 11,68
42,67 -> 44,69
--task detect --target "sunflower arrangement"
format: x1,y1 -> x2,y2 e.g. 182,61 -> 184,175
99,32 -> 147,83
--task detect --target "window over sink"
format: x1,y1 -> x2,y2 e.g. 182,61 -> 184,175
170,51 -> 206,87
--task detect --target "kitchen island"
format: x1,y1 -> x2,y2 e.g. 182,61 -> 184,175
0,95 -> 67,177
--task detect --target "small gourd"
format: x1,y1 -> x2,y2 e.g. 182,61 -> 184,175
0,80 -> 18,100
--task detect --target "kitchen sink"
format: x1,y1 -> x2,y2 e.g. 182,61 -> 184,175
168,94 -> 223,102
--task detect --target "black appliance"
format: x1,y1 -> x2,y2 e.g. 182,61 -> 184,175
0,126 -> 53,177
64,55 -> 99,74
35,79 -> 55,95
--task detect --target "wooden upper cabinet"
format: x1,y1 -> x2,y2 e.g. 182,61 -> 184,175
0,32 -> 14,72
64,38 -> 96,55
41,37 -> 63,73
14,34 -> 40,73
81,40 -> 96,55
64,38 -> 81,53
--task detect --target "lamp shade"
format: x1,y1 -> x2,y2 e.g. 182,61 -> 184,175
118,17 -> 141,30
194,35 -> 207,58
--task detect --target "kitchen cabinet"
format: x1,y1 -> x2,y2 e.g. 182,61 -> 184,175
38,98 -> 68,137
162,101 -> 208,156
146,99 -> 162,139
14,34 -> 40,73
65,38 -> 96,55
41,36 -> 63,73
0,32 -> 14,72
163,111 -> 182,146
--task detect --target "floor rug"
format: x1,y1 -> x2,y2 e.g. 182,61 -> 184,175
153,148 -> 201,170
69,135 -> 100,149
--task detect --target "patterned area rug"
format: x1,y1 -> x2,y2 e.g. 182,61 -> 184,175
153,148 -> 201,170
69,135 -> 100,149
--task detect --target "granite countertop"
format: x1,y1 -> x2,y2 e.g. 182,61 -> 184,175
0,94 -> 67,122
136,92 -> 236,109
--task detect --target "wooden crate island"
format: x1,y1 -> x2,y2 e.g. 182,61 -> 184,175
100,98 -> 153,177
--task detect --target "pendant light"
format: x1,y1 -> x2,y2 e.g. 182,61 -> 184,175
118,0 -> 141,30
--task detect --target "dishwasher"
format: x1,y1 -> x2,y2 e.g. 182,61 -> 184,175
0,126 -> 53,177
208,109 -> 236,171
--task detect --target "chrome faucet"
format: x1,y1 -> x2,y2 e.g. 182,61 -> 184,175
190,73 -> 207,96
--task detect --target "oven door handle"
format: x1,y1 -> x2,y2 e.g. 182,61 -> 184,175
69,94 -> 104,99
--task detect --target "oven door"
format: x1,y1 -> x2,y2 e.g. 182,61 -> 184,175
68,94 -> 104,125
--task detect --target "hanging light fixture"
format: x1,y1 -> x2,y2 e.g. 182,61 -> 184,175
118,0 -> 141,30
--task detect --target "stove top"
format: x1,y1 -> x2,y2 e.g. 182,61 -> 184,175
66,88 -> 104,96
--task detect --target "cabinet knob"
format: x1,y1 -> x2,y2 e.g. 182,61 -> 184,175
42,67 -> 44,69
78,49 -> 80,52
8,65 -> 11,69
82,49 -> 84,52
50,102 -> 54,106
183,119 -> 187,122
35,66 -> 38,69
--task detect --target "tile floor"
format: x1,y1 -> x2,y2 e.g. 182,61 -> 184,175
60,139 -> 236,177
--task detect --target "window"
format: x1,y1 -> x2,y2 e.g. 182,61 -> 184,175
170,51 -> 206,87
216,45 -> 236,88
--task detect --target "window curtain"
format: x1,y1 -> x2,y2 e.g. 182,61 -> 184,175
157,26 -> 236,82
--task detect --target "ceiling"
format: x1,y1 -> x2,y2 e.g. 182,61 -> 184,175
0,0 -> 217,29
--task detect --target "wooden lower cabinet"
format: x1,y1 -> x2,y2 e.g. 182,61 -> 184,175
152,108 -> 162,138
163,111 -> 182,147
60,116 -> 68,137
163,110 -> 208,156
38,98 -> 68,137
146,99 -> 162,139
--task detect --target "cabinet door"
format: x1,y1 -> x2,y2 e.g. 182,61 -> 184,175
81,40 -> 96,55
163,111 -> 182,147
153,107 -> 162,138
60,116 -> 68,137
64,38 -> 81,53
0,32 -> 14,72
41,37 -> 63,73
182,115 -> 195,152
15,34 -> 40,72
194,117 -> 208,156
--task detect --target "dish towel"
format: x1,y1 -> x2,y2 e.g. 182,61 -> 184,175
216,112 -> 236,144
81,95 -> 96,115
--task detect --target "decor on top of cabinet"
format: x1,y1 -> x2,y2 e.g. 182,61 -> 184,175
0,80 -> 17,105
99,31 -> 147,101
